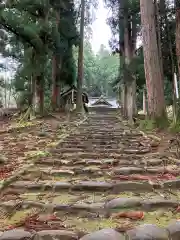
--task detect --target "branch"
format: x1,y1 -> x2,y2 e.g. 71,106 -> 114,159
0,14 -> 43,51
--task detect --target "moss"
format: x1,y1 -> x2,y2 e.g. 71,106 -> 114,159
142,211 -> 180,227
25,150 -> 50,158
169,120 -> 180,133
66,218 -> 118,232
20,193 -> 39,201
0,209 -> 34,230
52,194 -> 76,204
139,119 -> 156,131
139,116 -> 169,131
154,115 -> 169,129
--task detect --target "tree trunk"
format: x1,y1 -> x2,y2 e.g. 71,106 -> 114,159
52,11 -> 60,111
132,79 -> 137,115
154,0 -> 164,81
76,0 -> 85,113
121,84 -> 126,116
30,75 -> 36,117
124,17 -> 136,123
161,0 -> 176,120
143,87 -> 146,114
175,0 -> 180,76
52,55 -> 58,110
140,0 -> 166,120
36,76 -> 44,116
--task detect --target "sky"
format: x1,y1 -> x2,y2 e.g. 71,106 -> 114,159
90,0 -> 111,53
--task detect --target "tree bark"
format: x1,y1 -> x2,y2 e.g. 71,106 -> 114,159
76,0 -> 85,113
143,87 -> 146,114
140,0 -> 166,119
52,11 -> 60,111
52,55 -> 58,110
154,0 -> 164,81
124,14 -> 136,123
175,0 -> 180,77
36,75 -> 44,116
30,75 -> 36,117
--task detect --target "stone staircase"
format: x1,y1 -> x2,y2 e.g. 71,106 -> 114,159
0,110 -> 180,239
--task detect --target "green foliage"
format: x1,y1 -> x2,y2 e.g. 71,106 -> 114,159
60,44 -> 76,86
139,119 -> 157,131
169,121 -> 180,133
0,0 -> 101,113
73,42 -> 119,97
0,0 -> 80,111
139,116 -> 169,131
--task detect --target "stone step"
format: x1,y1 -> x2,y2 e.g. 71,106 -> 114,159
1,111 -> 178,235
50,148 -> 127,154
68,133 -> 143,138
57,144 -> 122,149
61,139 -> 122,144
35,157 -> 177,167
50,149 -> 151,159
0,197 -> 179,215
1,223 -> 180,240
76,129 -> 124,133
25,165 -> 179,177
64,136 -> 142,141
10,179 -> 180,193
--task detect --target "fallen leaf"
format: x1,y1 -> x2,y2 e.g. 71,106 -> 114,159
112,211 -> 144,220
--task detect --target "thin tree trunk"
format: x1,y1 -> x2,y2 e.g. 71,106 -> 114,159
161,0 -> 177,121
52,11 -> 60,111
123,2 -> 137,123
118,0 -> 125,116
52,55 -> 58,110
175,0 -> 180,76
30,50 -> 37,116
124,16 -> 134,123
76,0 -> 85,113
36,76 -> 44,116
140,0 -> 166,120
31,75 -> 36,117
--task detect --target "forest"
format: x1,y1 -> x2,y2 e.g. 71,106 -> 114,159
0,0 -> 180,128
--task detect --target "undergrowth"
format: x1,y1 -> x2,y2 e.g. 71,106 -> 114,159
169,120 -> 180,133
139,119 -> 156,131
139,118 -> 169,131
139,116 -> 180,133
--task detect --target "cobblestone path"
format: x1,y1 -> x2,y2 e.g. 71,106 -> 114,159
0,110 -> 180,239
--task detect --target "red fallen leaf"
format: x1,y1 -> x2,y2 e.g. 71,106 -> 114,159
47,214 -> 58,221
112,211 -> 144,220
113,175 -> 129,180
6,225 -> 15,230
130,175 -> 150,180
